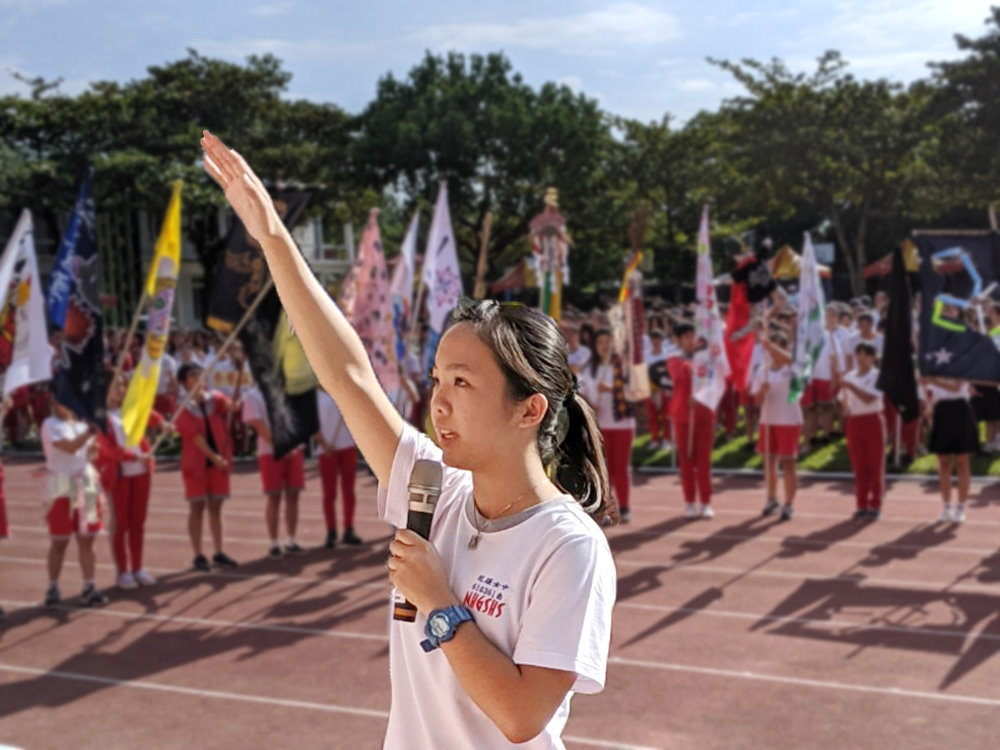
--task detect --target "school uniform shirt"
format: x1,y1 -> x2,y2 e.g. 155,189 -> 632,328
108,409 -> 152,477
211,358 -> 253,398
926,382 -> 971,403
567,346 -> 591,372
174,391 -> 233,475
41,417 -> 91,477
156,353 -> 177,395
751,365 -> 803,426
315,390 -> 356,453
846,332 -> 884,360
377,423 -> 616,750
812,331 -> 835,380
578,362 -> 636,430
667,354 -> 714,423
241,387 -> 273,456
840,368 -> 883,416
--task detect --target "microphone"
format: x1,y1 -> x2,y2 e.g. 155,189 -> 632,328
392,459 -> 443,622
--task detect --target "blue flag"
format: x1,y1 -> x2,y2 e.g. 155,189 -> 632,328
46,169 -> 106,426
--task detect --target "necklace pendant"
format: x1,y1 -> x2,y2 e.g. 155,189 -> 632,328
468,534 -> 481,550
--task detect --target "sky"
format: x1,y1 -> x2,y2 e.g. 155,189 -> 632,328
0,0 -> 996,123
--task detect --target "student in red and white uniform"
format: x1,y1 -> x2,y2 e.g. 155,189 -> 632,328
98,374 -> 168,589
644,329 -> 673,450
40,402 -> 108,608
174,363 -> 239,571
751,331 -> 801,521
579,329 -> 635,523
243,384 -> 306,557
925,377 -> 978,524
802,305 -> 842,448
839,342 -> 886,520
845,312 -> 883,370
666,323 -> 716,519
315,386 -> 362,548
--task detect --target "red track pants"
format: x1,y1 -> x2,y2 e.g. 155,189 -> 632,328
645,395 -> 672,443
674,417 -> 715,505
601,428 -> 634,511
319,449 -> 358,532
846,413 -> 886,510
883,397 -> 921,457
110,472 -> 152,573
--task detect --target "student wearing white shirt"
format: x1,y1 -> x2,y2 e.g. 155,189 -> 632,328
845,312 -> 884,369
925,376 -> 978,524
839,343 -> 885,520
802,306 -> 843,446
40,403 -> 107,608
242,386 -> 307,557
315,387 -> 362,548
751,331 -> 801,521
560,322 -> 591,375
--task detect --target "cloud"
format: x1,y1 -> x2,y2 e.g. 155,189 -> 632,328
558,74 -> 583,93
678,77 -> 717,92
189,35 -> 374,63
415,2 -> 681,55
250,2 -> 295,16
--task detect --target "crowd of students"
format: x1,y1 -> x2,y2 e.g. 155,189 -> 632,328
0,288 -> 990,619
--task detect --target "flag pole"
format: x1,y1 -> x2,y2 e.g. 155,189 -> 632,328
151,277 -> 274,453
109,289 -> 149,394
473,212 -> 492,300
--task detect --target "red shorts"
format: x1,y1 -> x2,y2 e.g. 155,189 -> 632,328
801,379 -> 834,407
258,450 -> 305,495
183,467 -> 230,502
757,424 -> 803,458
46,496 -> 103,539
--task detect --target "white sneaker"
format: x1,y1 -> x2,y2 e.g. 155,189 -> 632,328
683,503 -> 700,519
134,569 -> 157,586
938,505 -> 954,523
953,505 -> 966,524
701,505 -> 715,519
117,571 -> 138,590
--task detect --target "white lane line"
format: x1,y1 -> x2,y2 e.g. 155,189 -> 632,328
0,662 -> 390,718
0,662 -> 658,750
614,559 -> 999,595
607,657 -> 1000,707
617,601 -> 1000,643
0,600 -> 389,642
622,505 -> 1000,527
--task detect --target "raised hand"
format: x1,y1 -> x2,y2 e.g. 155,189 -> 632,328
200,130 -> 283,244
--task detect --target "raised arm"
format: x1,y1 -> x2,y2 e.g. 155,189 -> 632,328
201,131 -> 403,483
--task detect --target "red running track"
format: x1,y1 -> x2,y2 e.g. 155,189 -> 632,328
1,458 -> 999,749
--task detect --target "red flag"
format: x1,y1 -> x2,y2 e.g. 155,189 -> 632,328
726,257 -> 755,391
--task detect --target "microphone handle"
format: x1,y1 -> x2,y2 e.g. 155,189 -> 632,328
392,508 -> 435,622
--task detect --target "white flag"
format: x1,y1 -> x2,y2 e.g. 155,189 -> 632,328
0,209 -> 51,396
790,233 -> 826,402
390,212 -> 419,316
422,182 -> 463,333
693,205 -> 730,410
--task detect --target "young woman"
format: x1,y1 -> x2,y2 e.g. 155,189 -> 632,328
98,374 -> 163,588
579,328 -> 635,523
925,377 -> 978,523
202,131 -> 616,749
40,402 -> 108,607
751,331 -> 801,521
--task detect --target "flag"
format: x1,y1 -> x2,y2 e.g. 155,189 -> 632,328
389,212 -> 419,363
122,181 -> 182,446
46,169 -> 106,426
877,244 -> 919,421
724,256 -> 755,392
789,233 -> 826,403
915,231 -> 1000,382
0,209 -> 51,396
206,187 -> 317,458
422,182 -> 463,370
692,206 -> 730,409
344,209 -> 399,393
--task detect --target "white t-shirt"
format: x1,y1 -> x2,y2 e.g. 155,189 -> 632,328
241,388 -> 273,456
846,332 -> 884,361
751,365 -> 803,426
567,346 -> 590,372
211,358 -> 253,398
377,425 -> 616,750
812,331 -> 837,380
840,368 -> 883,416
108,409 -> 148,477
578,362 -> 635,430
316,390 -> 356,453
41,417 -> 91,477
926,382 -> 971,403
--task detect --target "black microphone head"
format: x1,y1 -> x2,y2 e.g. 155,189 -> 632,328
408,459 -> 442,497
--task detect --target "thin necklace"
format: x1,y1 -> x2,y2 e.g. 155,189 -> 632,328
468,500 -> 514,550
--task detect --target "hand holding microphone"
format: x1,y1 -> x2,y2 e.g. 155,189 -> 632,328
392,459 -> 443,622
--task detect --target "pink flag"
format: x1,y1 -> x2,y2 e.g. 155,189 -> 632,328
344,209 -> 399,393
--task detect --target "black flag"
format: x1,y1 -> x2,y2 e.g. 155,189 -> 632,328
877,245 -> 919,421
206,188 -> 317,458
915,231 -> 1000,383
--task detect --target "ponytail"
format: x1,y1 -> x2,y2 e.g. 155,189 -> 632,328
551,391 -> 615,524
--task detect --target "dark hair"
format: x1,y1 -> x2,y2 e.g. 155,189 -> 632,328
855,342 -> 877,358
587,328 -> 612,378
447,299 -> 614,523
857,312 -> 874,324
177,363 -> 203,384
673,322 -> 694,338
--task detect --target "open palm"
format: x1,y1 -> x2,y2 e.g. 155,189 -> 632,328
200,130 -> 281,243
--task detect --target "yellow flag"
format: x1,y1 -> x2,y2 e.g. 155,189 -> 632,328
123,181 -> 182,447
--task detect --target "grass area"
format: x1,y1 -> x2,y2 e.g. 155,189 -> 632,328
632,431 -> 1000,476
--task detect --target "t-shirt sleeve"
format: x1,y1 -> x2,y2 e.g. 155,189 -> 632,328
376,423 -> 468,529
512,532 -> 616,694
241,393 -> 259,423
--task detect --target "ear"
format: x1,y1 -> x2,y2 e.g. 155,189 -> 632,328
516,392 -> 550,431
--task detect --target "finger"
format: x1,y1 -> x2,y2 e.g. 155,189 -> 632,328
388,539 -> 405,558
394,529 -> 421,546
202,133 -> 241,184
229,149 -> 266,193
386,556 -> 398,573
202,156 -> 227,188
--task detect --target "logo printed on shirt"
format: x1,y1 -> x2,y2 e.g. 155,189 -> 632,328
462,575 -> 509,619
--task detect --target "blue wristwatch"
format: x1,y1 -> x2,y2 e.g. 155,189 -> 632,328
420,605 -> 474,652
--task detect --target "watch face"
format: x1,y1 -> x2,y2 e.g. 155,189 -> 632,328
429,614 -> 450,638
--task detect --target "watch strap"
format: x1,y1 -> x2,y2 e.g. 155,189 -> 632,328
420,605 -> 474,652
